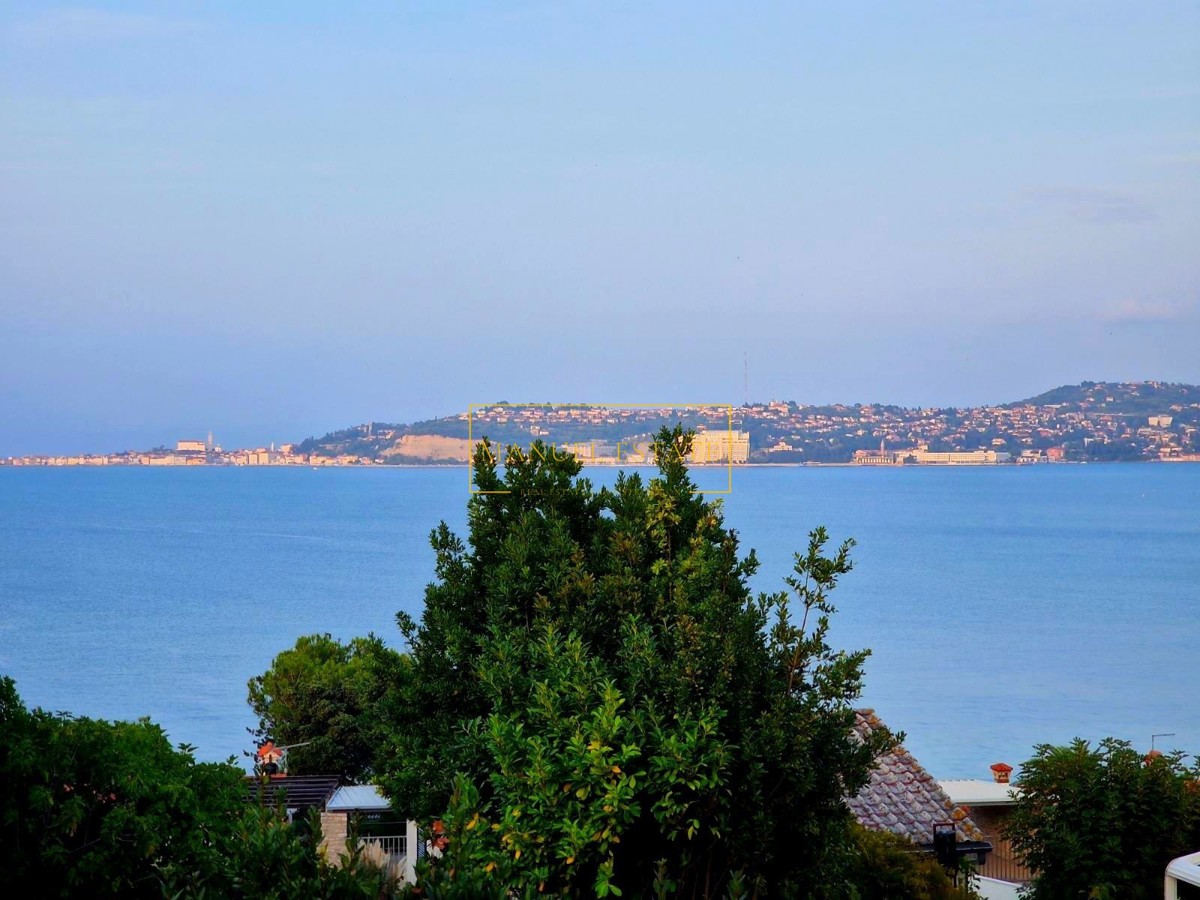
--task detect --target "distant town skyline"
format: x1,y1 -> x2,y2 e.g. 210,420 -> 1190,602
5,380 -> 1198,465
2,2 -> 1197,455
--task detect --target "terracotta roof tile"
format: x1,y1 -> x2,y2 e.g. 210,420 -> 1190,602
845,709 -> 985,845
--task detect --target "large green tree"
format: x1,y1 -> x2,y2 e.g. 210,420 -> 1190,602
377,427 -> 893,897
248,632 -> 405,780
1005,738 -> 1200,899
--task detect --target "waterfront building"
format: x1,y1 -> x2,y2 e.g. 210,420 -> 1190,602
690,429 -> 750,464
853,448 -> 903,465
909,449 -> 1011,464
854,446 -> 1012,465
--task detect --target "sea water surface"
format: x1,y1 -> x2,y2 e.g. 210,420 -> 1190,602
1,464 -> 1196,778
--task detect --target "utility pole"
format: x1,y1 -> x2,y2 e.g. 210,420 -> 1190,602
743,351 -> 748,406
1152,733 -> 1176,751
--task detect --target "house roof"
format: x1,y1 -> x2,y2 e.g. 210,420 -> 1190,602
846,710 -> 985,846
326,784 -> 393,812
939,779 -> 1021,807
243,775 -> 341,810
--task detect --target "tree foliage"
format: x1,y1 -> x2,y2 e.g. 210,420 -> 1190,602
845,826 -> 978,900
1,674 -> 241,896
377,427 -> 894,897
0,676 -> 394,898
1005,737 -> 1200,899
248,632 -> 405,780
160,805 -> 397,900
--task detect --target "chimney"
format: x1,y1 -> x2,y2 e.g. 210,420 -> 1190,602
990,762 -> 1013,784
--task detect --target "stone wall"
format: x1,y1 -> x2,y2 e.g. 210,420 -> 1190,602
319,811 -> 349,863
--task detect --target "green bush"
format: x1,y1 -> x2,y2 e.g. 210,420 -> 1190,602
845,826 -> 978,900
1006,738 -> 1200,899
0,676 -> 395,899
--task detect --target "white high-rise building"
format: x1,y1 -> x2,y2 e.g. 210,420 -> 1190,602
690,430 -> 750,464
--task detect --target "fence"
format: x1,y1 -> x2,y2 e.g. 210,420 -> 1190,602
358,834 -> 408,880
361,834 -> 407,858
978,845 -> 1032,884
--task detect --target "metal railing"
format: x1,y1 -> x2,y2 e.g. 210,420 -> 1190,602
978,846 -> 1032,884
360,834 -> 407,859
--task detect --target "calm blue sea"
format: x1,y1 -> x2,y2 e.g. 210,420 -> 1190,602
1,464 -> 1196,779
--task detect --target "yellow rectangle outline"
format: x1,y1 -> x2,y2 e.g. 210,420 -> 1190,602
467,403 -> 735,495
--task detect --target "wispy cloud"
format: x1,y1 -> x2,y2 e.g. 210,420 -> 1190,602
11,8 -> 198,45
1095,298 -> 1196,324
1021,186 -> 1156,224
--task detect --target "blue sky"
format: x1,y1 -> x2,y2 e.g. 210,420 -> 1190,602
1,1 -> 1197,453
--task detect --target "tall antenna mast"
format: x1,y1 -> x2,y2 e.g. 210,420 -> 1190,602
743,351 -> 748,406
1152,732 -> 1176,751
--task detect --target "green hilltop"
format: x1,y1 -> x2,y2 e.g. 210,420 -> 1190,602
294,381 -> 1200,465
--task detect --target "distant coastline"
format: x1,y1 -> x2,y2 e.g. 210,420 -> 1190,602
5,380 -> 1198,467
5,457 -> 1199,470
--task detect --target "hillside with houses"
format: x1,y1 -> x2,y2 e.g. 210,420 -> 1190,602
292,381 -> 1200,465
